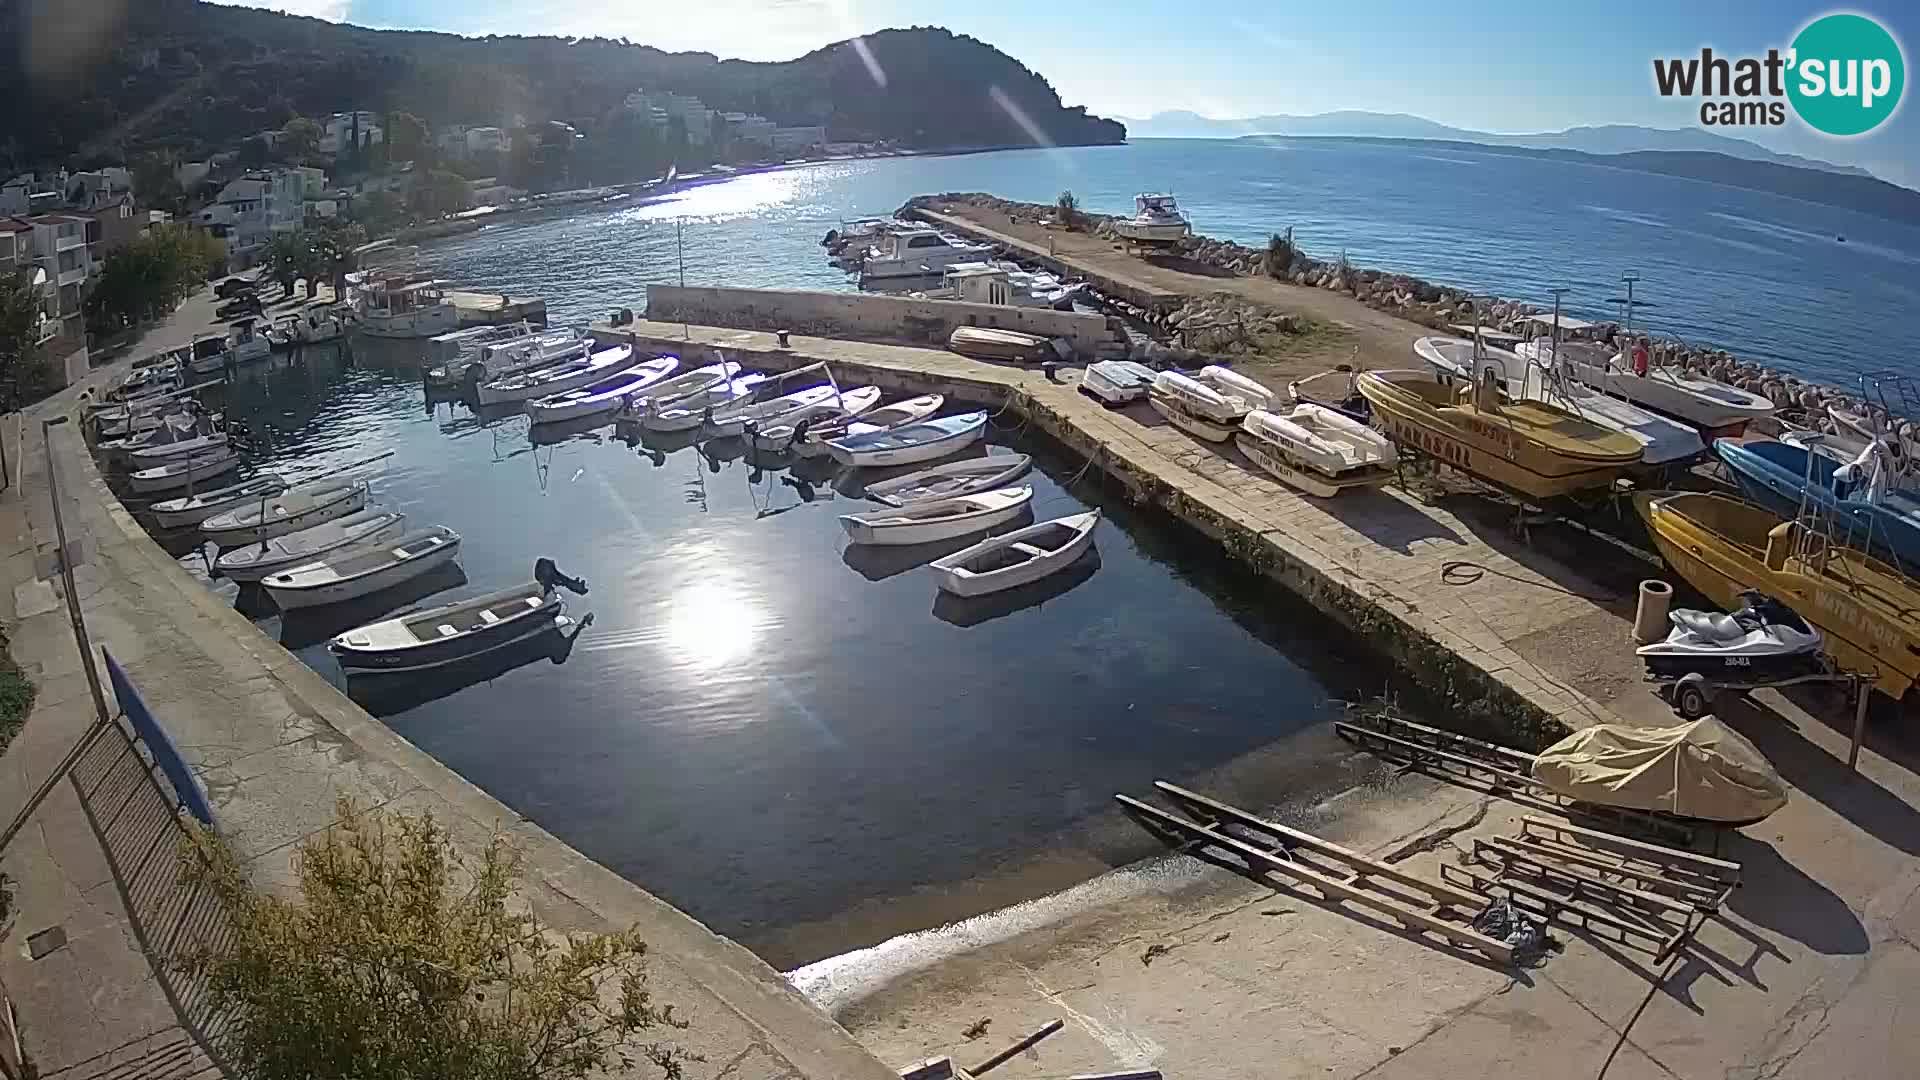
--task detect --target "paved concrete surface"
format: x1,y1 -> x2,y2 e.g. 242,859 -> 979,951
0,312 -> 897,1079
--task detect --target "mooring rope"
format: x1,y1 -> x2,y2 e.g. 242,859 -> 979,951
1439,559 -> 1618,602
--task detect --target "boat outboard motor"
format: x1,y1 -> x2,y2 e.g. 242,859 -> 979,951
534,558 -> 589,596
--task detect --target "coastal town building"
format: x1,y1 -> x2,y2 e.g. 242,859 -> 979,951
726,112 -> 778,148
465,126 -> 509,156
4,214 -> 95,343
0,220 -> 59,345
771,125 -> 828,154
174,160 -> 211,191
194,169 -> 306,263
320,111 -> 385,156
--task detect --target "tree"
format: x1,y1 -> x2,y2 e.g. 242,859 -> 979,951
279,116 -> 323,162
387,111 -> 432,166
305,218 -> 367,298
237,137 -> 271,169
409,168 -> 473,219
350,189 -> 406,237
86,225 -> 226,335
131,150 -> 184,210
178,799 -> 694,1080
262,231 -> 313,296
0,271 -> 47,413
1056,190 -> 1078,230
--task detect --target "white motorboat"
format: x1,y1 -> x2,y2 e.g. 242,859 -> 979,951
263,526 -> 461,610
1148,367 -> 1275,442
789,394 -> 943,457
425,322 -> 535,367
359,277 -> 460,339
526,356 -> 680,425
426,327 -> 578,386
202,478 -> 370,546
1081,361 -> 1158,405
839,485 -> 1034,545
1511,313 -> 1774,434
702,383 -> 840,439
827,411 -> 988,467
637,373 -> 770,432
215,509 -> 407,582
614,361 -> 741,421
1237,407 -> 1395,497
1111,194 -> 1191,245
856,227 -> 995,282
1425,336 -> 1705,465
268,309 -> 346,348
930,510 -> 1101,597
923,262 -> 1088,310
128,451 -> 241,494
329,564 -> 586,672
149,474 -> 287,530
186,322 -> 270,374
475,344 -> 641,405
750,386 -> 883,451
125,432 -> 230,465
865,454 -> 1034,506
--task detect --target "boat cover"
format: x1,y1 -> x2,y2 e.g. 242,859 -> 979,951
1530,719 -> 1787,823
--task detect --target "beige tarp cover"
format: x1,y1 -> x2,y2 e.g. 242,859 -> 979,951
1531,719 -> 1788,822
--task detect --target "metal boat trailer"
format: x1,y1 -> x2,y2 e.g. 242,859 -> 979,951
1649,667 -> 1877,769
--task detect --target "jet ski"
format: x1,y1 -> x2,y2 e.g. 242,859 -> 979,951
1637,590 -> 1825,682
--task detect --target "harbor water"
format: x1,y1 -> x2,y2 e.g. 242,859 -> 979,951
414,138 -> 1920,391
173,340 -> 1410,967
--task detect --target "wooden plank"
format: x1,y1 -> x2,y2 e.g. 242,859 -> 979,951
966,1019 -> 1063,1076
1485,833 -> 1728,910
1155,781 -> 1484,910
1335,722 -> 1540,788
1344,713 -> 1540,769
1116,795 -> 1514,963
1474,837 -> 1697,917
1444,862 -> 1685,960
1520,816 -> 1739,880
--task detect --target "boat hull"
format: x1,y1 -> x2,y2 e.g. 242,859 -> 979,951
840,496 -> 1031,546
1235,432 -> 1390,498
203,485 -> 370,546
932,513 -> 1099,597
360,305 -> 460,339
215,514 -> 407,583
1713,439 -> 1920,567
332,598 -> 564,672
1148,391 -> 1237,442
150,477 -> 287,530
265,540 -> 461,610
829,418 -> 985,468
129,454 -> 240,494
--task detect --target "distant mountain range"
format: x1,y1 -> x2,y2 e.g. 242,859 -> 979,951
1116,110 -> 1873,179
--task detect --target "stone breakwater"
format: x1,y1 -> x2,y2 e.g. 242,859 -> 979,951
905,193 -> 1876,425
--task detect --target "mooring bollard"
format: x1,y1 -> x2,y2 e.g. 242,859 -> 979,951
1634,579 -> 1674,645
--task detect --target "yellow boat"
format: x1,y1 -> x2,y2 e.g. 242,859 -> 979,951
1357,368 -> 1643,499
1636,490 -> 1920,700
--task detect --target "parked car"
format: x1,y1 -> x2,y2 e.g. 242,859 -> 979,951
214,275 -> 258,300
215,292 -> 263,320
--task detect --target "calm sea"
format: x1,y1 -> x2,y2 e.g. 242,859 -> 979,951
417,138 -> 1920,391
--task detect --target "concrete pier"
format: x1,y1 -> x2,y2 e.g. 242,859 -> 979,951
447,290 -> 547,327
595,318 -> 1654,743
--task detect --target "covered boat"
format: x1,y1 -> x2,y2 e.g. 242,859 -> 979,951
839,485 -> 1034,545
864,454 -> 1034,506
930,511 -> 1100,597
263,526 -> 461,610
948,326 -> 1054,364
526,356 -> 679,425
1357,368 -> 1643,499
1531,719 -> 1788,823
201,478 -> 370,546
329,561 -> 587,673
215,509 -> 407,582
150,474 -> 287,530
1081,361 -> 1158,405
827,411 -> 987,468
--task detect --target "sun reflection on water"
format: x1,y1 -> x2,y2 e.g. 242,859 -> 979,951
661,581 -> 769,669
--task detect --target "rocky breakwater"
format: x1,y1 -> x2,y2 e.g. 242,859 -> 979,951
908,193 -> 1879,426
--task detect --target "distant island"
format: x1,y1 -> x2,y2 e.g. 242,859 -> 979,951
1227,134 -> 1920,226
0,2 -> 1123,170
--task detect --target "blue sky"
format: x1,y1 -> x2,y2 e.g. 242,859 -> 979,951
229,1 -> 1917,184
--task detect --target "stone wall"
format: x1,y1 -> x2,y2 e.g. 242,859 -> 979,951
643,284 -> 1126,358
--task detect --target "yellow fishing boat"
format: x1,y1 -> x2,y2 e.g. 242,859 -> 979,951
1357,368 -> 1643,499
1636,490 -> 1920,700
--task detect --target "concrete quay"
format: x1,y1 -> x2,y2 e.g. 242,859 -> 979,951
0,324 -> 895,1079
447,289 -> 548,327
596,318 -> 1648,743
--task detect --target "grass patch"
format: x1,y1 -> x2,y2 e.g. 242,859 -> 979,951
1245,317 -> 1354,362
0,633 -> 36,753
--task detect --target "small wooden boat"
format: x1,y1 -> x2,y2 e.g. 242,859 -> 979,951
215,509 -> 407,582
638,373 -> 769,432
615,361 -> 741,421
789,394 -> 943,458
263,526 -> 461,610
330,580 -> 570,672
1081,361 -> 1158,405
150,474 -> 287,530
749,386 -> 882,451
865,454 -> 1033,506
526,357 -> 680,425
931,510 -> 1100,597
475,344 -> 641,405
827,411 -> 987,467
125,432 -> 231,465
949,326 -> 1054,364
202,478 -> 370,546
1148,367 -> 1275,442
1357,368 -> 1643,499
702,383 -> 839,439
840,485 -> 1034,545
128,450 -> 241,494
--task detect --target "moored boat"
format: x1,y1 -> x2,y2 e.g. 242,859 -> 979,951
827,411 -> 987,468
788,394 -> 943,457
215,509 -> 407,582
930,510 -> 1100,597
863,453 -> 1034,506
749,386 -> 883,451
1357,368 -> 1643,499
525,356 -> 679,425
839,485 -> 1034,545
124,432 -> 229,466
702,382 -> 840,439
263,526 -> 462,610
201,478 -> 370,546
329,561 -> 587,672
428,329 -> 582,387
149,474 -> 287,530
475,344 -> 641,406
128,450 -> 241,494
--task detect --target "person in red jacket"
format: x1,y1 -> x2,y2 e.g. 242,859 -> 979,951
1631,337 -> 1650,376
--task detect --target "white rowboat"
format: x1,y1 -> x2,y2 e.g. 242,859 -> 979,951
215,509 -> 407,582
128,451 -> 240,494
931,511 -> 1100,597
702,384 -> 839,439
637,373 -> 769,432
330,582 -> 566,672
201,478 -> 370,546
839,485 -> 1034,545
865,454 -> 1034,506
263,526 -> 461,610
1242,405 -> 1397,477
124,432 -> 230,465
790,394 -> 943,457
475,344 -> 641,405
526,357 -> 680,425
149,474 -> 287,530
751,386 -> 883,451
827,411 -> 987,467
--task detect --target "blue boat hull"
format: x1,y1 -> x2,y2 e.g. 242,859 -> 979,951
1713,438 -> 1920,567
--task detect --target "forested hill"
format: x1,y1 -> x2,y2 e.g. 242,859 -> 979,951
0,1 -> 1125,169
